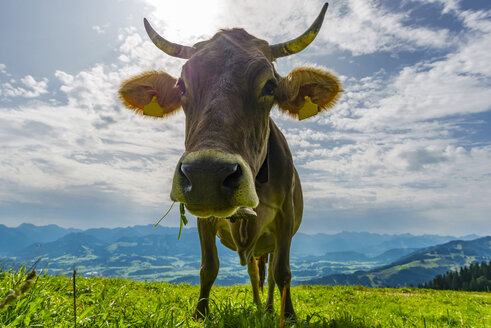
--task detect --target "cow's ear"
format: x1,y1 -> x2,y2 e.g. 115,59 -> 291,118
119,71 -> 181,118
276,67 -> 343,120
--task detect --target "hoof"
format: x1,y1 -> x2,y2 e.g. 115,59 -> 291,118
192,307 -> 208,320
264,303 -> 274,313
285,311 -> 297,323
192,310 -> 204,320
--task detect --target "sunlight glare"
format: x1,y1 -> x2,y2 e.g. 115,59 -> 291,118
145,0 -> 224,45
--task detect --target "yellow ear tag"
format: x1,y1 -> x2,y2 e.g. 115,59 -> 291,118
298,96 -> 318,120
143,96 -> 164,117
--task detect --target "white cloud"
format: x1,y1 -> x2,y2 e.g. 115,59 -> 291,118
0,27 -> 187,213
322,17 -> 491,132
54,65 -> 120,110
116,27 -> 184,77
0,74 -> 49,99
409,0 -> 461,14
0,101 -> 185,209
279,7 -> 491,231
92,24 -> 109,34
0,63 -> 7,75
0,0 -> 490,234
21,75 -> 49,95
320,0 -> 455,55
141,0 -> 454,56
459,8 -> 491,33
287,126 -> 491,231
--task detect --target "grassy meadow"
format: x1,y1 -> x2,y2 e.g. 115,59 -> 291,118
0,267 -> 489,327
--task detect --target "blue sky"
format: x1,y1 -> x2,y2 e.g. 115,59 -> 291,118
0,0 -> 490,235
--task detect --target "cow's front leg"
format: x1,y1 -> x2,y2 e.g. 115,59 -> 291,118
247,256 -> 262,307
273,216 -> 296,321
265,253 -> 275,313
193,218 -> 219,319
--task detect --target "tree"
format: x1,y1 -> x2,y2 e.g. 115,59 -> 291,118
421,261 -> 491,291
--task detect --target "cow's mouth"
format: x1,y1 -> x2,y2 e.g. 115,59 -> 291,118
184,204 -> 239,218
184,204 -> 258,221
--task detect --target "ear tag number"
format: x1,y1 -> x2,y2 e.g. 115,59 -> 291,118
143,96 -> 164,117
298,96 -> 318,120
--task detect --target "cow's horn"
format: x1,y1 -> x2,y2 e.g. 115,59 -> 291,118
270,3 -> 328,58
143,18 -> 196,59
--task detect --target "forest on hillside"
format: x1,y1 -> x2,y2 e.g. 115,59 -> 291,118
420,261 -> 491,291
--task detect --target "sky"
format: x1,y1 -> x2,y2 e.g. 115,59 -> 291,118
0,0 -> 490,236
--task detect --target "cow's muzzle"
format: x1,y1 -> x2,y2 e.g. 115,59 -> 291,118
170,150 -> 259,218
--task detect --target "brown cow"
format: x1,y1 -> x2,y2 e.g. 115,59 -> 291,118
119,3 -> 342,321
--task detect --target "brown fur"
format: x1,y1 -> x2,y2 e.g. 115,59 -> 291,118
118,71 -> 182,118
257,254 -> 268,292
193,28 -> 273,62
276,66 -> 343,119
119,22 -> 342,322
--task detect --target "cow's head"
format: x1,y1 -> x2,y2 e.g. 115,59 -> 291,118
119,3 -> 342,218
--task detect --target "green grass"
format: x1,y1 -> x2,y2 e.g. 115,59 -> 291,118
0,267 -> 489,327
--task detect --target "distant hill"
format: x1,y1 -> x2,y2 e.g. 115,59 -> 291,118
14,228 -> 205,261
290,231 -> 476,257
1,223 -> 478,258
17,232 -> 110,259
1,223 -> 487,286
83,225 -> 187,244
306,236 -> 491,288
1,227 -> 238,283
0,223 -> 81,256
421,260 -> 491,291
372,248 -> 419,263
318,251 -> 370,262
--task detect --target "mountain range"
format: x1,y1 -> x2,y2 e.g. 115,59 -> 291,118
306,236 -> 491,287
0,223 -> 487,287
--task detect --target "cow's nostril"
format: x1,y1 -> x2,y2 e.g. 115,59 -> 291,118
179,161 -> 242,196
222,164 -> 242,191
180,163 -> 192,192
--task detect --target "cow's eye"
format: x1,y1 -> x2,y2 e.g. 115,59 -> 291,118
262,79 -> 277,96
177,78 -> 186,96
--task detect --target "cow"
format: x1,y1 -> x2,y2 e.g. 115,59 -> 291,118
119,2 -> 342,321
